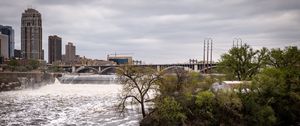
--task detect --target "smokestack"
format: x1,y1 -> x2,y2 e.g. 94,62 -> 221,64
207,41 -> 209,69
203,40 -> 206,70
240,39 -> 242,47
210,40 -> 213,68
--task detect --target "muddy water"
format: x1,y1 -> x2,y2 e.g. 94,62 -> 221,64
0,77 -> 141,126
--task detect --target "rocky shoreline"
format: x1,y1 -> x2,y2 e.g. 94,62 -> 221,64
0,82 -> 21,91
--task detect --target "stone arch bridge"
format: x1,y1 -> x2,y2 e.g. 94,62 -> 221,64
59,63 -> 217,75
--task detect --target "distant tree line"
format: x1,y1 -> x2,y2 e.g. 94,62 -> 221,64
6,59 -> 41,72
3,59 -> 64,72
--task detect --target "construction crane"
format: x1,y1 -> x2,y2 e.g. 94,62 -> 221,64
107,52 -> 134,57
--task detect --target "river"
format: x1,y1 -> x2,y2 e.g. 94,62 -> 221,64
0,75 -> 141,126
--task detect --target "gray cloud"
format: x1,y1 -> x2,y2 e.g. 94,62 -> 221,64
0,0 -> 299,63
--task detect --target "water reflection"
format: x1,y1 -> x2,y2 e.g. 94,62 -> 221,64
0,75 -> 140,126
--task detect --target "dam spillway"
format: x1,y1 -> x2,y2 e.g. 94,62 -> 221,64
0,74 -> 141,126
59,74 -> 119,84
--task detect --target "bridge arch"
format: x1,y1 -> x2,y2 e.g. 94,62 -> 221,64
99,66 -> 122,75
75,66 -> 99,74
161,66 -> 193,73
200,66 -> 217,73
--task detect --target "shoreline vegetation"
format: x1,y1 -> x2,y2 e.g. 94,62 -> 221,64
117,45 -> 299,126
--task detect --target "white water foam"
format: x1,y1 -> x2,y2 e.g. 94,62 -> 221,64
0,79 -> 141,126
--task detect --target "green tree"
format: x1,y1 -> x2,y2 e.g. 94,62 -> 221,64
140,46 -> 300,125
268,46 -> 300,92
214,91 -> 243,125
157,71 -> 204,97
268,46 -> 300,69
218,44 -> 268,81
150,71 -> 245,125
195,91 -> 215,124
7,59 -> 20,71
238,89 -> 276,125
154,97 -> 186,125
48,65 -> 63,72
26,59 -> 40,70
251,47 -> 300,125
252,68 -> 299,125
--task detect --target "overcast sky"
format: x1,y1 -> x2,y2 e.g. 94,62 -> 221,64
0,0 -> 299,63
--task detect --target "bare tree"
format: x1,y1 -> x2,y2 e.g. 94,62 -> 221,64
117,65 -> 162,118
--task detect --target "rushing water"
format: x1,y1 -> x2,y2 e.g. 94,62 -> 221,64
0,75 -> 141,126
59,74 -> 118,84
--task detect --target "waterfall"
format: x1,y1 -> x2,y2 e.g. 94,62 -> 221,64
58,74 -> 118,84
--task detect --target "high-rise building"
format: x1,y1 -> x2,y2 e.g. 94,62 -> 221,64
0,33 -> 9,59
65,42 -> 76,64
14,49 -> 22,59
21,8 -> 43,60
48,35 -> 62,64
0,25 -> 14,58
41,49 -> 44,60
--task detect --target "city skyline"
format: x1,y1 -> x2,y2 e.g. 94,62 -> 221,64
0,0 -> 299,63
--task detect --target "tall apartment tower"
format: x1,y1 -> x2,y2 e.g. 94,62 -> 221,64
48,35 -> 62,64
0,25 -> 14,58
0,33 -> 9,59
65,42 -> 76,64
21,8 -> 43,60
